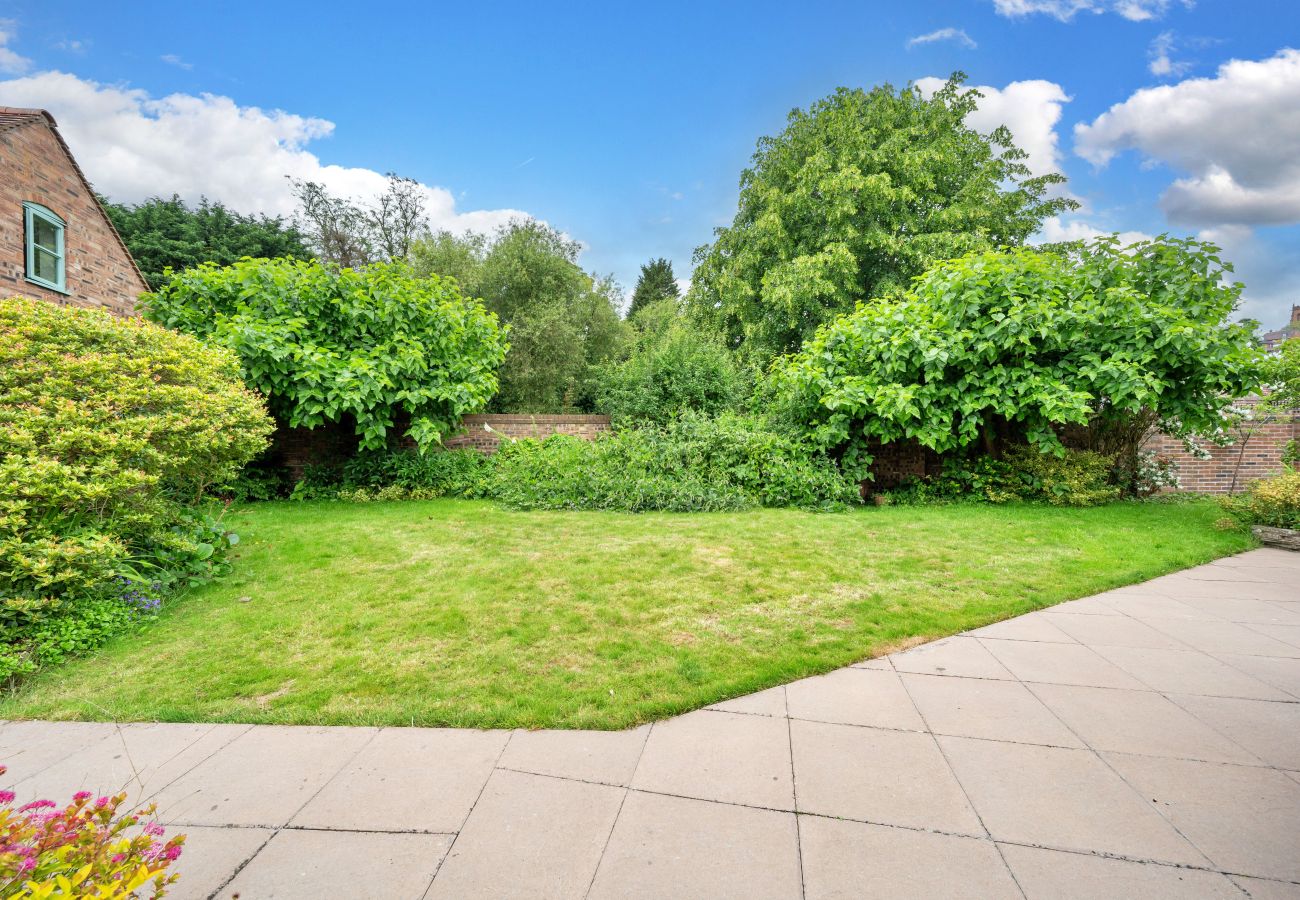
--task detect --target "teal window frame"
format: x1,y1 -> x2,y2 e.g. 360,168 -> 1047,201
23,201 -> 67,293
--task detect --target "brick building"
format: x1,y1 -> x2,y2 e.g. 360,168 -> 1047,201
0,106 -> 147,316
1262,305 -> 1300,354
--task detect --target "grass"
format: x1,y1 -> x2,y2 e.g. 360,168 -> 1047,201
0,499 -> 1251,730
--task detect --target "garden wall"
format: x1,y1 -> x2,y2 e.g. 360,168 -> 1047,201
1142,402 -> 1299,494
444,414 -> 613,453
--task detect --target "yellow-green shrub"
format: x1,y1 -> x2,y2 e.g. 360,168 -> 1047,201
0,297 -> 274,679
1221,469 -> 1300,530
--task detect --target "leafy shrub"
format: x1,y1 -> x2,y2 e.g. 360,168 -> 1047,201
771,238 -> 1262,483
490,414 -> 859,512
141,258 -> 508,451
289,448 -> 492,501
1,767 -> 184,898
888,448 -> 1120,507
595,325 -> 747,427
0,297 -> 272,680
1220,469 -> 1300,530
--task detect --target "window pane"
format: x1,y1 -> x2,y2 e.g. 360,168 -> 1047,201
32,216 -> 59,252
33,247 -> 60,283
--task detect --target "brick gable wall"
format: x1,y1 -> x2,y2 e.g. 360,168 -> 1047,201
0,121 -> 147,316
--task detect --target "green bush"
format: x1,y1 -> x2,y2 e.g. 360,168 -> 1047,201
490,414 -> 860,512
772,238 -> 1262,483
595,325 -> 747,427
288,448 -> 492,501
142,258 -> 508,451
0,297 -> 272,680
1220,469 -> 1300,530
888,448 -> 1120,507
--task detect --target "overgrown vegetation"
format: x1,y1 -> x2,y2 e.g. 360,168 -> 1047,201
0,499 -> 1250,729
141,258 -> 507,451
0,298 -> 272,681
770,237 -> 1262,485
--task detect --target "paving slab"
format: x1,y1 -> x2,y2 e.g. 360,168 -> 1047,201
784,667 -> 926,730
426,768 -> 623,899
292,727 -> 508,832
965,613 -> 1078,643
799,815 -> 1019,899
222,828 -> 452,899
1028,683 -> 1261,764
165,826 -> 273,900
889,636 -> 1016,679
1212,651 -> 1300,699
1106,751 -> 1300,882
631,709 -> 794,810
11,723 -> 248,807
979,637 -> 1149,689
151,725 -> 377,827
790,719 -> 984,835
705,685 -> 788,716
1038,611 -> 1194,649
1167,694 -> 1300,770
1091,644 -> 1292,700
938,735 -> 1205,865
0,721 -> 117,786
902,672 -> 1084,748
498,724 -> 648,786
588,791 -> 801,900
998,843 -> 1243,899
1136,616 -> 1300,657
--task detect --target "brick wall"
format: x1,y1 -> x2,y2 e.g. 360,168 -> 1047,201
1142,401 -> 1299,494
0,116 -> 147,316
444,414 -> 613,453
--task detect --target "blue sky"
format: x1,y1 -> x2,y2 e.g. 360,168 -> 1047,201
1,0 -> 1297,326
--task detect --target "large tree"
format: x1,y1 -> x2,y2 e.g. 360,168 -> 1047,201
289,173 -> 430,267
411,221 -> 629,412
627,257 -> 679,319
102,195 -> 312,289
688,74 -> 1077,362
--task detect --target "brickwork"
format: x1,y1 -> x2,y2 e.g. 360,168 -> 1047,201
1142,401 -> 1299,494
0,109 -> 147,316
444,414 -> 613,453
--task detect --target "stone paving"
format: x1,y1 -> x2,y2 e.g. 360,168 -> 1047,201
3,547 -> 1299,899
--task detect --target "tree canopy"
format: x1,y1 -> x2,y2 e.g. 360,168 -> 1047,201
688,74 -> 1077,362
627,257 -> 679,319
770,237 -> 1263,481
411,220 -> 628,412
102,195 -> 312,289
141,258 -> 507,452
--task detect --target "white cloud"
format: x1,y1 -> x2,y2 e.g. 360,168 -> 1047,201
160,54 -> 192,70
992,0 -> 1185,20
916,77 -> 1071,180
1147,31 -> 1190,77
1195,225 -> 1300,326
907,28 -> 977,50
0,70 -> 531,235
0,19 -> 32,75
1034,216 -> 1154,246
1075,49 -> 1300,226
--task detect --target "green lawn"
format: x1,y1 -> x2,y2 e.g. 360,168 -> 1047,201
0,499 -> 1251,729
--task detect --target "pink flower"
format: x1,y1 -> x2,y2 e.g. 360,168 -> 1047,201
19,856 -> 36,873
95,796 -> 110,808
73,790 -> 92,802
0,790 -> 14,804
17,799 -> 56,812
143,822 -> 165,837
164,845 -> 183,861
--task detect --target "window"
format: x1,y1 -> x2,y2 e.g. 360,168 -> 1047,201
24,202 -> 66,293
